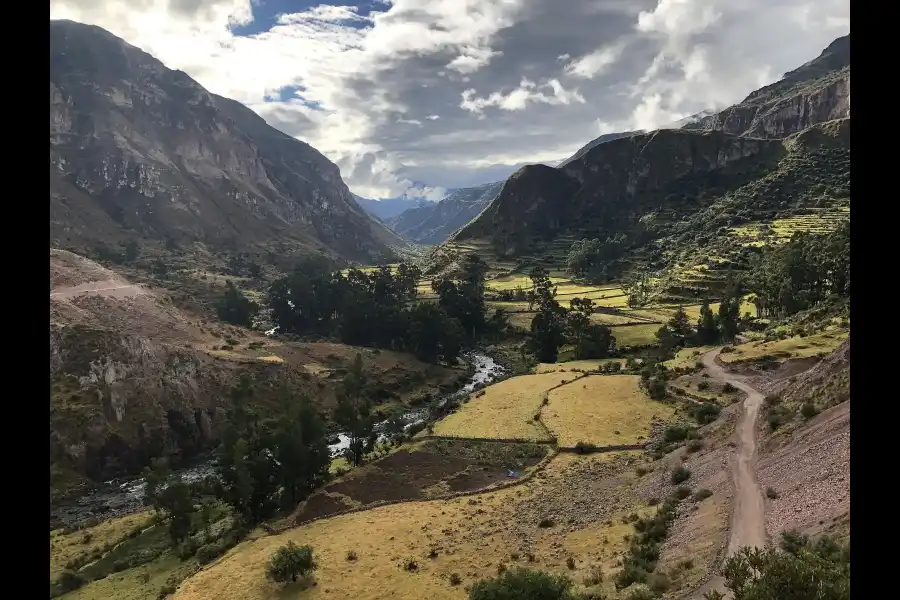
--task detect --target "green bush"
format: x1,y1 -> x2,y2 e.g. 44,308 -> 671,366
58,570 -> 86,593
671,466 -> 692,484
692,489 -> 713,502
469,567 -> 574,600
266,542 -> 316,584
800,403 -> 819,419
673,486 -> 692,500
686,439 -> 704,453
574,441 -> 600,454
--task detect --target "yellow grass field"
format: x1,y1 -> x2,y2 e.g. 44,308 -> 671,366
610,324 -> 660,348
720,331 -> 849,364
535,359 -> 626,374
173,453 -> 646,600
432,372 -> 578,440
543,375 -> 677,447
50,511 -> 155,579
66,554 -> 198,600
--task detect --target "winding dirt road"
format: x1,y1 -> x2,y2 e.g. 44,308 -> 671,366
691,347 -> 768,599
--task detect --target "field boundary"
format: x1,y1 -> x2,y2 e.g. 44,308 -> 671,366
421,435 -> 556,444
557,443 -> 646,453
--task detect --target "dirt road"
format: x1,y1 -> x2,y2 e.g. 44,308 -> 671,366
690,347 -> 768,599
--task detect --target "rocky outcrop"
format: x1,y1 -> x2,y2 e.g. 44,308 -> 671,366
685,35 -> 849,139
49,20 -> 400,262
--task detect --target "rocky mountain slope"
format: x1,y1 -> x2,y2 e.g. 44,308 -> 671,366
50,20 -> 402,264
388,181 -> 504,245
684,35 -> 849,138
445,36 -> 850,300
356,195 -> 431,222
557,130 -> 637,168
49,249 -> 460,497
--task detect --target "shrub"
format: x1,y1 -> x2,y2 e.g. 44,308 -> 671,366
720,543 -> 849,599
635,466 -> 649,477
692,489 -> 713,502
58,570 -> 86,593
266,542 -> 316,584
722,383 -> 737,393
697,381 -> 709,391
574,441 -> 600,454
663,425 -> 691,443
765,487 -> 779,499
177,539 -> 199,560
671,466 -> 692,485
673,486 -> 692,500
196,542 -> 224,565
468,567 -> 574,600
800,403 -> 819,419
346,550 -> 358,561
538,518 -> 556,528
405,559 -> 419,572
686,439 -> 704,453
566,557 -> 576,570
648,571 -> 671,593
690,402 -> 721,424
157,585 -> 176,599
583,565 -> 603,586
450,573 -> 463,586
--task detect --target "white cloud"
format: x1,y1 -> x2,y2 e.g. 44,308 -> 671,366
564,42 -> 625,79
446,45 -> 503,74
50,0 -> 850,198
460,78 -> 585,115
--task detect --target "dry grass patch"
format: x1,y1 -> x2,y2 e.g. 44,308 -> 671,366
664,346 -> 720,371
50,510 -> 154,580
543,375 -> 676,447
432,373 -> 575,440
610,324 -> 660,348
174,452 -> 645,600
535,359 -> 626,374
720,331 -> 848,364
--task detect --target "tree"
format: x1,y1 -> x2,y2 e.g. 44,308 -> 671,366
407,302 -> 464,364
567,297 -> 615,359
433,253 -> 488,338
468,567 -> 575,600
656,306 -> 692,350
273,389 -> 331,508
142,457 -> 170,517
216,281 -> 258,328
717,295 -> 740,341
696,300 -> 719,345
528,267 -> 567,363
266,542 -> 316,584
333,354 -> 375,467
156,474 -> 195,545
123,240 -> 139,262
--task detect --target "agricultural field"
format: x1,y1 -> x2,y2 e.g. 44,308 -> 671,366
292,439 -> 550,523
610,324 -> 661,348
535,359 -> 627,374
173,452 -> 649,600
719,331 -> 848,364
542,375 -> 676,447
431,372 -> 577,441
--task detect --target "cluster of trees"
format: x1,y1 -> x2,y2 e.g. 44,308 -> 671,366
654,291 -> 743,351
748,221 -> 850,318
267,257 -> 499,364
565,235 -> 628,282
217,281 -> 259,327
527,267 -> 616,363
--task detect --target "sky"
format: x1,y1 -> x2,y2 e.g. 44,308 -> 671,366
49,0 -> 849,201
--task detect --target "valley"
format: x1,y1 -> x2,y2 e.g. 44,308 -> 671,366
48,18 -> 850,600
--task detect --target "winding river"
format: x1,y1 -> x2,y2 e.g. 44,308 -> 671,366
50,352 -> 505,529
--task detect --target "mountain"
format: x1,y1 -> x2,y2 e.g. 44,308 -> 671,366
683,35 -> 849,138
663,109 -> 719,130
355,195 -> 431,222
443,36 -> 850,301
50,20 -> 402,264
388,182 -> 504,245
557,130 -> 638,168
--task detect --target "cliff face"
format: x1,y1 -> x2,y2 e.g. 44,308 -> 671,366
389,181 -> 504,245
454,129 -> 779,255
685,35 -> 850,139
50,20 -> 400,262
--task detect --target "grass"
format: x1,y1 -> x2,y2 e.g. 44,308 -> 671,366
719,331 -> 848,364
535,359 -> 626,374
610,324 -> 661,348
432,372 -> 575,440
663,346 -> 720,370
50,510 -> 154,580
172,452 -> 644,600
543,375 -> 676,447
63,553 -> 197,600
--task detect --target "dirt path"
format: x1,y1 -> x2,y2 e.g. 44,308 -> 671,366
690,347 -> 768,599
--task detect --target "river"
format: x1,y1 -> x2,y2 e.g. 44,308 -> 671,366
50,351 -> 505,529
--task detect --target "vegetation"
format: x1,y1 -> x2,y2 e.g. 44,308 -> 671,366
266,542 -> 316,584
334,354 -> 376,466
469,567 -> 574,600
615,491 -> 684,589
216,281 -> 258,327
566,235 -> 629,282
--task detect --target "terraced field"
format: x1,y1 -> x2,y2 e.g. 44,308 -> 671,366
542,375 -> 675,448
431,372 -> 573,441
719,331 -> 849,364
535,359 -> 628,374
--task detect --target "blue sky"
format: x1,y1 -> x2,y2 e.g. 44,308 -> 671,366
51,0 -> 849,200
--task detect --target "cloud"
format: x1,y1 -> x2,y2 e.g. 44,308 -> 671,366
50,0 -> 849,199
460,78 -> 585,115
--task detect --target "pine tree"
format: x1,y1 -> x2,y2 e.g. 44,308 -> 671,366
696,300 -> 719,345
334,354 -> 375,467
